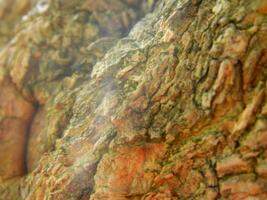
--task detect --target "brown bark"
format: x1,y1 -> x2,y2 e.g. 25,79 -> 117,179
0,0 -> 267,199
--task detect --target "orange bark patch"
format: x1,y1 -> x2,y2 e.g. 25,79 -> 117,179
216,155 -> 252,177
93,143 -> 166,197
257,0 -> 267,14
0,82 -> 35,178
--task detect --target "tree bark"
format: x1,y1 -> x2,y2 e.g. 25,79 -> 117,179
1,0 -> 267,199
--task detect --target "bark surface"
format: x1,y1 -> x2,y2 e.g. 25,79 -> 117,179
1,0 -> 267,199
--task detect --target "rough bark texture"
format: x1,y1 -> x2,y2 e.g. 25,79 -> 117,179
1,0 -> 267,199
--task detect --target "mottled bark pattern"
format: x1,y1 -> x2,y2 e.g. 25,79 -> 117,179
0,0 -> 267,199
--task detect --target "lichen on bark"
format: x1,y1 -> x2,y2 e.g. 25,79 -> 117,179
1,0 -> 267,199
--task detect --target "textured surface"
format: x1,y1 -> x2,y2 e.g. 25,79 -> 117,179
1,0 -> 267,199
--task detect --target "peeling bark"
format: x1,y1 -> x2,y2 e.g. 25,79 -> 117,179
1,0 -> 267,199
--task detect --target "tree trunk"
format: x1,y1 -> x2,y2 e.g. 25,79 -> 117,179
1,0 -> 267,199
